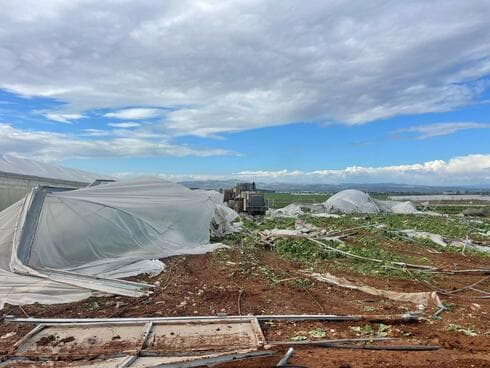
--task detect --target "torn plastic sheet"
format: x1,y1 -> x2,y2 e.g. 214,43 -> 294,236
400,229 -> 489,253
0,178 -> 238,308
259,220 -> 328,244
210,204 -> 239,237
306,271 -> 443,310
267,203 -> 304,218
310,213 -> 342,218
400,229 -> 447,247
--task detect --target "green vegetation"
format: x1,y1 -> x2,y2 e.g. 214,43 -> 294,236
305,213 -> 489,258
446,323 -> 478,337
272,236 -> 431,280
217,211 -> 488,287
415,237 -> 489,257
264,192 -> 330,208
420,204 -> 490,215
290,334 -> 308,341
350,323 -> 392,337
374,214 -> 490,239
308,328 -> 326,338
305,213 -> 490,241
274,238 -> 342,262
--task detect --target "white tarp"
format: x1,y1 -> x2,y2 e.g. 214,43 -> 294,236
0,178 -> 238,308
323,189 -> 418,215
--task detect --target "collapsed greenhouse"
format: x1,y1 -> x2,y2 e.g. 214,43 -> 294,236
323,189 -> 418,214
0,178 -> 238,308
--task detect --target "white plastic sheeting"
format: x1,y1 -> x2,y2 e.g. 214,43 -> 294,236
307,271 -> 442,310
0,178 -> 238,308
400,229 -> 447,247
400,229 -> 490,254
267,203 -> 304,218
323,189 -> 418,215
376,200 -> 418,214
0,201 -> 94,308
324,190 -> 379,214
0,154 -> 106,182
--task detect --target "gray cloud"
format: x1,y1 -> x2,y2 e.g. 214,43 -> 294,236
0,1 -> 489,136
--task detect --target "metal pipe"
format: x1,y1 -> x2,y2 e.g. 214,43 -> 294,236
269,337 -> 398,346
4,313 -> 419,325
318,343 -> 441,351
276,347 -> 294,366
149,350 -> 275,368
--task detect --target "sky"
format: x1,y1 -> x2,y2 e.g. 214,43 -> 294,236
0,0 -> 489,185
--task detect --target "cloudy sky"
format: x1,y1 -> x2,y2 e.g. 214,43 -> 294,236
0,0 -> 489,185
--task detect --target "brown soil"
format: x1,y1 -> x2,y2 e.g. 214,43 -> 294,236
36,334 -> 56,347
1,243 -> 489,367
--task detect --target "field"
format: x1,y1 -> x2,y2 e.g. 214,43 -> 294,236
265,192 -> 331,208
1,209 -> 489,367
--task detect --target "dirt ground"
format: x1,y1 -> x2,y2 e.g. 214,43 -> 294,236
1,239 -> 489,367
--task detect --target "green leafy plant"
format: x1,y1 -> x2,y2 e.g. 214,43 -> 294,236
290,334 -> 307,341
350,323 -> 391,337
447,324 -> 477,337
350,324 -> 373,336
308,328 -> 326,338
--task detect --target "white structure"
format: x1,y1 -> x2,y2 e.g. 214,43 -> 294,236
0,155 -> 103,210
324,189 -> 380,214
0,178 -> 237,308
324,189 -> 417,215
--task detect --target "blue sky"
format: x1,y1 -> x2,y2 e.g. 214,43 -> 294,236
0,1 -> 489,185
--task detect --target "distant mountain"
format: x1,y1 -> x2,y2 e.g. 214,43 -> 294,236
179,180 -> 490,194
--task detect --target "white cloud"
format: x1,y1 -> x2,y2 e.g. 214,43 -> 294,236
104,108 -> 162,120
231,154 -> 490,185
108,122 -> 141,128
393,122 -> 490,139
112,154 -> 490,185
43,112 -> 85,123
0,123 -> 232,161
0,1 -> 489,135
82,129 -> 112,137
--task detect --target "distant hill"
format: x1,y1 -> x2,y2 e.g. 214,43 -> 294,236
179,180 -> 490,194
